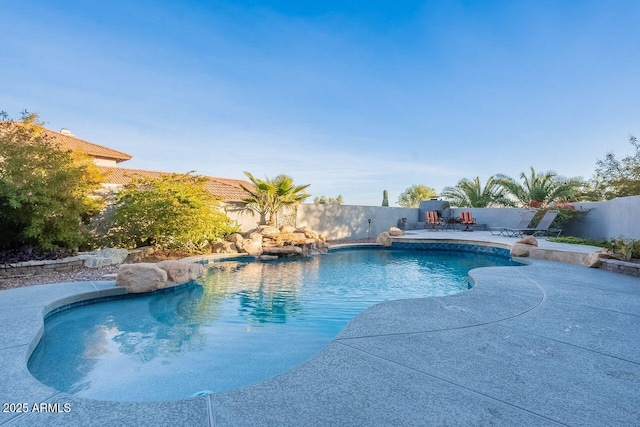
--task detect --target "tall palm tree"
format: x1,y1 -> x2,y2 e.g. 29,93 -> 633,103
496,167 -> 582,207
440,176 -> 510,208
240,172 -> 310,226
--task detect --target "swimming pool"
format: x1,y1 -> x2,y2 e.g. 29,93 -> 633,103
28,248 -> 517,401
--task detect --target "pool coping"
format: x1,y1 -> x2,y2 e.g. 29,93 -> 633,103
1,233 -> 639,425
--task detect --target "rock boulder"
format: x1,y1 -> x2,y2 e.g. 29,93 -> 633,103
225,233 -> 244,244
510,243 -> 532,257
389,227 -> 404,236
116,263 -> 167,293
212,242 -> 238,254
81,247 -> 130,268
83,256 -> 113,268
157,260 -> 197,285
583,249 -> 619,268
262,246 -> 303,256
95,248 -> 129,264
280,225 -> 297,233
376,232 -> 391,247
257,225 -> 280,235
243,237 -> 264,256
516,235 -> 538,246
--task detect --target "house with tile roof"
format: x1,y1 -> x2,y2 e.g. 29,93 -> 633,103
46,128 -> 252,202
45,128 -> 132,166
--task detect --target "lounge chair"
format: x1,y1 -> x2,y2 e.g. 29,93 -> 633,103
488,210 -> 536,236
459,211 -> 476,231
425,211 -> 442,231
503,210 -> 562,237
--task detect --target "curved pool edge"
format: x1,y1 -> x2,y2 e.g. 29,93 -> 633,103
2,236 -> 635,425
0,243 -> 544,416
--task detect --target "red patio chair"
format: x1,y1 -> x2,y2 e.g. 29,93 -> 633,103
425,211 -> 442,231
459,211 -> 476,231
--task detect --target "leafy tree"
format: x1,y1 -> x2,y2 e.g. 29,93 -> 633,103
595,135 -> 640,199
496,167 -> 583,207
441,176 -> 511,208
0,111 -> 104,250
397,185 -> 437,207
314,195 -> 344,205
108,173 -> 238,252
240,172 -> 310,226
567,175 -> 606,202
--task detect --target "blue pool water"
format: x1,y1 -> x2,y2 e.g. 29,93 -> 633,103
28,249 -> 517,401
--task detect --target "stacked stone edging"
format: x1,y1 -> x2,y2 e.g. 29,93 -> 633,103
600,259 -> 640,277
0,257 -> 84,278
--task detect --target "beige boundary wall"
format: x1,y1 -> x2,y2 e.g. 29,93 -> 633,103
228,196 -> 640,242
563,195 -> 640,240
295,204 -> 420,241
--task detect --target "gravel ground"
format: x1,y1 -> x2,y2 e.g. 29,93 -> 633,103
0,265 -> 120,291
0,240 -> 376,292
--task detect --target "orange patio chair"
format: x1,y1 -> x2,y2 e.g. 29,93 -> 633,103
425,211 -> 442,231
459,211 -> 476,231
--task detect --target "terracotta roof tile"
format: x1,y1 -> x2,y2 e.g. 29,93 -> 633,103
44,129 -> 132,162
99,167 -> 252,201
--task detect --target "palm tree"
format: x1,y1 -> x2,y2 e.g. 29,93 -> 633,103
240,172 -> 310,226
440,176 -> 510,208
496,167 -> 582,207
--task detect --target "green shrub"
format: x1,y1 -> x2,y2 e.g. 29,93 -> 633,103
609,237 -> 640,261
547,236 -> 611,249
105,172 -> 238,252
0,111 -> 104,250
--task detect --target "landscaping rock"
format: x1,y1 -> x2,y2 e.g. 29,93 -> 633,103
189,263 -> 205,280
264,232 -> 308,246
583,252 -> 603,268
243,237 -> 264,256
225,233 -> 244,252
83,256 -> 113,268
583,249 -> 620,268
80,247 -> 129,268
516,236 -> 538,246
212,242 -> 238,254
116,263 -> 167,293
389,227 -> 404,236
510,243 -> 532,257
234,239 -> 245,252
157,260 -> 193,285
238,225 -> 327,257
259,255 -> 279,261
262,246 -> 303,256
376,232 -> 391,247
257,225 -> 280,235
248,232 -> 263,240
225,233 -> 244,244
95,248 -> 129,264
297,227 -> 322,241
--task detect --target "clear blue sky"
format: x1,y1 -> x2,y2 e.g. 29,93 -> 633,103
2,1 -> 639,206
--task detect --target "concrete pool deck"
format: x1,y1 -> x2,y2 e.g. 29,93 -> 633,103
1,232 -> 639,426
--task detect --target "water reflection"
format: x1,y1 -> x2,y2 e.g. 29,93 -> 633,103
28,249 -> 517,401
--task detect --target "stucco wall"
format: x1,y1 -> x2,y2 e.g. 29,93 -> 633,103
297,205 -> 532,240
295,204 -> 419,240
229,197 -> 640,241
231,205 -> 537,240
226,206 -> 264,232
563,196 -> 640,240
